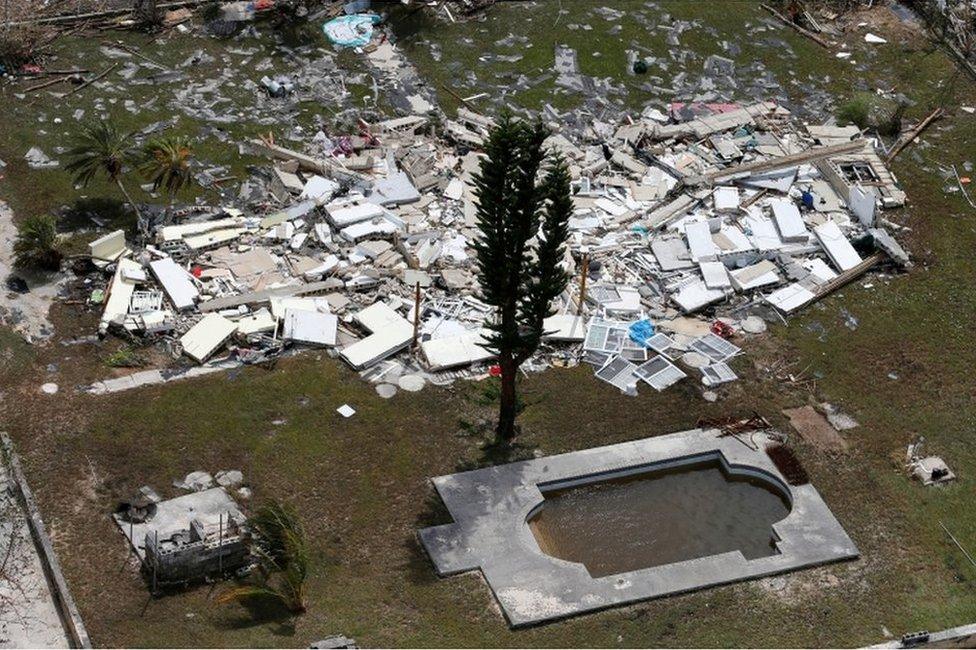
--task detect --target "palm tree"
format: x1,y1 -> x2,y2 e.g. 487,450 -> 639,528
13,214 -> 62,271
64,122 -> 143,225
139,136 -> 194,215
217,501 -> 309,614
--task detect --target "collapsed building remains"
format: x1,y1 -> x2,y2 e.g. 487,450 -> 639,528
88,93 -> 911,398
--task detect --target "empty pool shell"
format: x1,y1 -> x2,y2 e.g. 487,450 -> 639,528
419,427 -> 858,627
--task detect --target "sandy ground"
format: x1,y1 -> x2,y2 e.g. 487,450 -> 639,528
0,463 -> 68,649
0,201 -> 62,342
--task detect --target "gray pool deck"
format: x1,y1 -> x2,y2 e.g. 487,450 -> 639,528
419,427 -> 858,627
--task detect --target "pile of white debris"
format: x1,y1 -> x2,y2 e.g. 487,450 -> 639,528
87,100 -> 911,397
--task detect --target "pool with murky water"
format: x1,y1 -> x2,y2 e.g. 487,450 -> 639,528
528,459 -> 791,578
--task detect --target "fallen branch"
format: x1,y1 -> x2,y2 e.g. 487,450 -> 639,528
60,62 -> 120,98
885,107 -> 944,164
761,3 -> 831,49
5,0 -> 210,27
24,74 -> 82,93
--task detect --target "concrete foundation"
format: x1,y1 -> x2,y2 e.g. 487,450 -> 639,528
419,427 -> 858,627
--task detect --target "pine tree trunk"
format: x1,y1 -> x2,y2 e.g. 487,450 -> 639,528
496,354 -> 518,444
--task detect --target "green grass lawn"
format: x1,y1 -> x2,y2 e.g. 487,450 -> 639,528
2,1 -> 976,647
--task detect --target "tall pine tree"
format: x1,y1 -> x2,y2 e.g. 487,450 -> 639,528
472,113 -> 572,443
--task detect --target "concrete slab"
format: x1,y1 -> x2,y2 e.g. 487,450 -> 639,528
783,406 -> 849,451
419,428 -> 858,627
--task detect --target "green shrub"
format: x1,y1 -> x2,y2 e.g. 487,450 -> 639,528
13,215 -> 62,271
836,95 -> 871,129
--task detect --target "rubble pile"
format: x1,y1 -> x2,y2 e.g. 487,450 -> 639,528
86,93 -> 911,398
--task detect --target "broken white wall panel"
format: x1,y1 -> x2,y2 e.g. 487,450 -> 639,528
420,330 -> 494,371
367,171 -> 421,206
282,309 -> 338,347
198,280 -> 339,313
671,278 -> 726,313
339,302 -> 414,369
743,212 -> 785,253
870,227 -> 911,267
340,216 -> 403,243
685,220 -> 718,261
270,296 -> 331,319
729,259 -> 780,292
849,184 -> 876,227
89,229 -> 128,267
651,238 -> 695,271
542,314 -> 586,342
610,149 -> 648,175
180,314 -> 237,363
594,197 -> 629,218
235,308 -> 277,335
645,194 -> 696,229
300,175 -> 340,204
99,258 -> 143,335
158,217 -> 247,247
326,200 -> 386,228
769,199 -> 809,242
699,261 -> 732,289
713,186 -> 740,211
149,257 -> 199,312
765,283 -> 817,314
801,258 -> 838,284
814,220 -> 862,271
737,168 -> 797,193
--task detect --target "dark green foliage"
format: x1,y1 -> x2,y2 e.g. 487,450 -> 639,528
13,214 -> 62,271
217,501 -> 309,614
64,122 -> 144,231
471,112 -> 573,441
139,136 -> 194,198
836,95 -> 871,129
65,122 -> 135,187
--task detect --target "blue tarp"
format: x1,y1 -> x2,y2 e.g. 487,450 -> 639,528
323,14 -> 381,48
628,319 -> 656,346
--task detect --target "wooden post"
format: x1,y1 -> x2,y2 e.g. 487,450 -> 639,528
578,247 -> 590,314
412,282 -> 421,346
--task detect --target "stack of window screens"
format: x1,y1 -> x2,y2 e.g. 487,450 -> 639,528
701,362 -> 738,386
594,355 -> 639,392
634,355 -> 687,391
689,332 -> 741,363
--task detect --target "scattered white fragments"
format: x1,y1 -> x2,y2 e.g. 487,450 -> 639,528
79,99 -> 911,401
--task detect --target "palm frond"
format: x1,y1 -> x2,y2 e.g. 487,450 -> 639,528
13,214 -> 62,270
139,136 -> 194,197
64,122 -> 135,186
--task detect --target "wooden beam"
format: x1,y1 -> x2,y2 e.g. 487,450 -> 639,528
886,107 -> 944,164
692,139 -> 866,186
760,3 -> 832,49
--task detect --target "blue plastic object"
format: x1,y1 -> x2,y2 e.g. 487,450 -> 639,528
628,319 -> 656,346
323,14 -> 381,48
